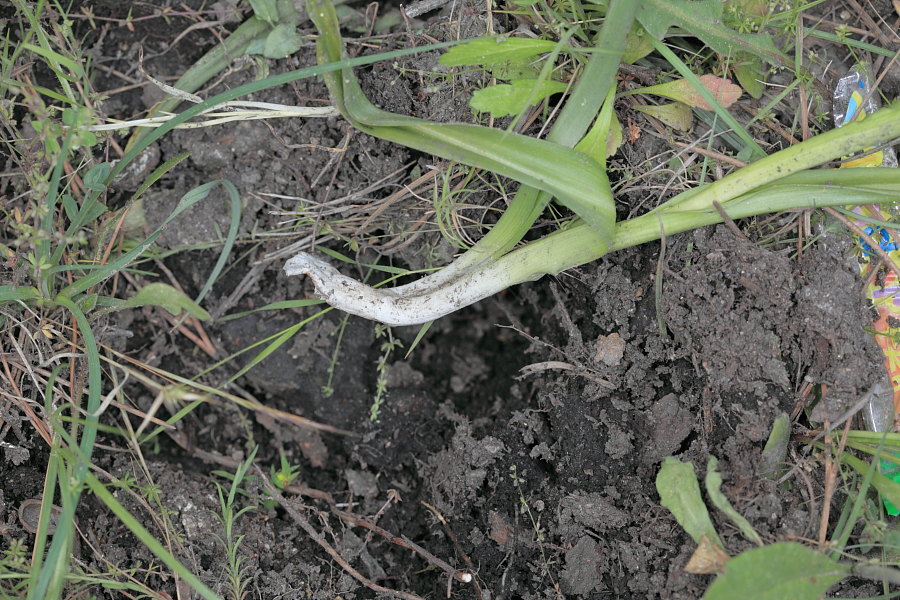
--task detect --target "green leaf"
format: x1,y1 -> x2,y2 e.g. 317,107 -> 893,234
623,25 -> 654,64
117,282 -> 210,320
629,75 -> 742,110
263,24 -> 303,59
759,413 -> 790,479
633,102 -> 692,131
82,162 -> 111,192
656,456 -> 722,548
248,0 -> 279,24
705,456 -> 763,546
733,53 -> 765,99
489,58 -> 539,80
575,86 -> 620,163
310,0 -> 615,241
470,79 -> 568,118
636,0 -> 789,66
61,193 -> 79,222
21,42 -> 83,78
702,542 -> 848,599
439,37 -> 560,67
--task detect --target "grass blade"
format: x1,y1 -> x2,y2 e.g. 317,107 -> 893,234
84,470 -> 222,600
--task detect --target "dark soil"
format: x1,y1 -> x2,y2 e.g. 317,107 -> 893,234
2,0 -> 899,598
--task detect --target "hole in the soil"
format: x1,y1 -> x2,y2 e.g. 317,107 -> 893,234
675,429 -> 699,456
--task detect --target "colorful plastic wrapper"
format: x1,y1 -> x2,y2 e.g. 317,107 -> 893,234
833,65 -> 898,169
835,64 -> 900,514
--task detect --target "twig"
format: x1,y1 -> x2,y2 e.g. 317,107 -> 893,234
420,501 -> 482,599
257,467 -> 428,600
711,200 -> 749,242
332,506 -> 473,586
672,140 -> 747,168
818,419 -> 834,549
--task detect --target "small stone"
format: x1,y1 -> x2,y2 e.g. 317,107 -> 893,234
595,333 -> 626,367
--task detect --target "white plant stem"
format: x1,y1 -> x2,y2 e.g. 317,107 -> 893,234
284,232 -> 598,325
284,173 -> 900,326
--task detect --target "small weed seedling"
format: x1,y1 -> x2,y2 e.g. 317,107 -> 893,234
270,451 -> 302,490
371,323 -> 403,421
212,447 -> 260,600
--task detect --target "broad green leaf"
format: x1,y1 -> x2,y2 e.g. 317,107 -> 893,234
633,102 -> 692,131
656,457 -> 722,548
61,193 -> 79,221
248,0 -> 279,24
470,79 -> 568,118
489,58 -> 539,81
636,0 -> 789,67
733,53 -> 765,99
623,26 -> 654,64
82,162 -> 111,192
117,283 -> 210,320
629,75 -> 742,110
705,456 -> 763,546
263,24 -> 303,58
702,542 -> 848,599
439,37 -> 560,67
575,87 -> 621,162
310,0 -> 615,241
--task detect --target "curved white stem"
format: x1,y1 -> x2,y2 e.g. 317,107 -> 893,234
283,236 -> 598,325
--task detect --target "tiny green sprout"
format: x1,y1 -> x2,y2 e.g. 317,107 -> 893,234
270,453 -> 301,490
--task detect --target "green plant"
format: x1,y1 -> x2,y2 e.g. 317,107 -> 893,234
283,0 -> 900,326
370,324 -> 403,421
128,0 -> 305,147
509,465 -> 557,586
656,455 -> 900,597
2,2 -> 469,592
270,452 -> 302,490
0,538 -> 29,597
212,447 -> 259,600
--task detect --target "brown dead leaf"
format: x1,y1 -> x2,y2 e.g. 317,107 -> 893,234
629,75 -> 743,110
626,117 -> 641,143
684,535 -> 730,574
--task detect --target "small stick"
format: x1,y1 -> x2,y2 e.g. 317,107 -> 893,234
711,200 -> 749,242
332,506 -> 473,585
258,468 -> 428,600
818,419 -> 834,549
672,141 -> 747,168
420,501 -> 482,599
